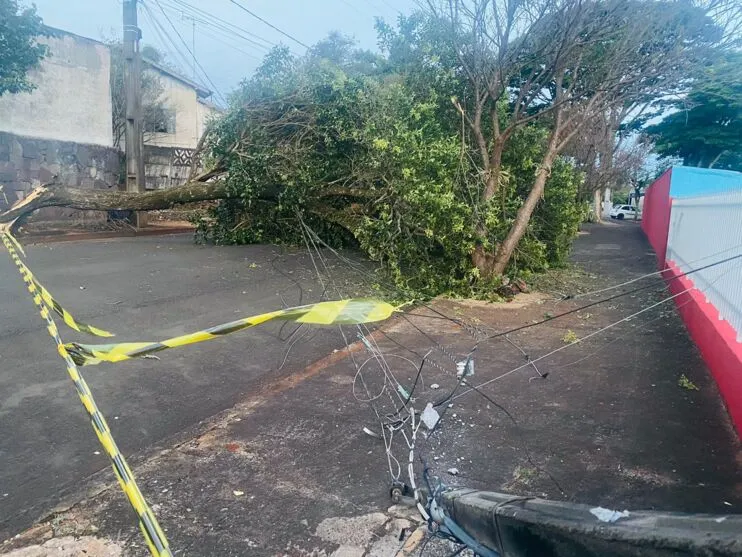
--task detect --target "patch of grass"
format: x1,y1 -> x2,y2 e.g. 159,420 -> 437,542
529,265 -> 599,297
678,374 -> 699,391
510,466 -> 538,486
562,329 -> 579,344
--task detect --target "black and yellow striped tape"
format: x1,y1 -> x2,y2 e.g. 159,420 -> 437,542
2,232 -> 114,337
2,229 -> 398,557
66,298 -> 397,366
1,234 -> 172,557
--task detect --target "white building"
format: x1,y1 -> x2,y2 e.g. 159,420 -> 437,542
0,28 -> 113,147
0,28 -> 119,211
0,26 -> 222,202
142,59 -> 220,150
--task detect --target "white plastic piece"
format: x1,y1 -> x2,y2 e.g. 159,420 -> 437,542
590,507 -> 630,523
420,403 -> 440,430
456,359 -> 475,379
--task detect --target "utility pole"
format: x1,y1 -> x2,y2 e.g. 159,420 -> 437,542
123,0 -> 146,227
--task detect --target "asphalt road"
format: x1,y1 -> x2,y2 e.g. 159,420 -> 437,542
0,233 -> 353,538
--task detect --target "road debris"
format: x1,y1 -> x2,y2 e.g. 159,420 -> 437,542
420,403 -> 440,430
590,507 -> 630,522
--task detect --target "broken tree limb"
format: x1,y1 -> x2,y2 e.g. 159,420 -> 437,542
0,180 -> 232,225
0,179 -> 380,227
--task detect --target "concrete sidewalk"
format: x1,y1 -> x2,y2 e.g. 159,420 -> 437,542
2,221 -> 741,556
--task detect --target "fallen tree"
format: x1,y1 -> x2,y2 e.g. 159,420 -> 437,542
2,0 -> 733,298
0,178 -> 373,229
0,180 -> 230,225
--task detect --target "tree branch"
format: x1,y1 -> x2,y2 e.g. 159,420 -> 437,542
0,181 -> 232,224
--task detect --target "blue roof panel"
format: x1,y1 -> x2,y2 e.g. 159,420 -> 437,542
669,166 -> 742,198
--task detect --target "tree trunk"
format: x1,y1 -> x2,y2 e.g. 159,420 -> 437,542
489,149 -> 558,276
593,188 -> 603,223
481,138 -> 505,202
0,181 -> 375,227
708,150 -> 725,169
0,181 -> 231,225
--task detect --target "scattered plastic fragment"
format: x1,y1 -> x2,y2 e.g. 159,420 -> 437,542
715,517 -> 727,523
590,507 -> 630,522
363,427 -> 381,439
233,490 -> 244,497
397,384 -> 411,400
421,403 -> 440,430
447,468 -> 459,476
456,359 -> 474,379
430,383 -> 440,390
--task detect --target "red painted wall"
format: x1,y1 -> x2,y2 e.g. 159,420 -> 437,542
641,169 -> 672,267
664,260 -> 742,435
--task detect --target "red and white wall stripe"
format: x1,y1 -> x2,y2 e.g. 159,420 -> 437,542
642,167 -> 742,435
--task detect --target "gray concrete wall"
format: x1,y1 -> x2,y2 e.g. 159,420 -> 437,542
0,132 -> 120,223
0,29 -> 113,148
143,144 -> 195,190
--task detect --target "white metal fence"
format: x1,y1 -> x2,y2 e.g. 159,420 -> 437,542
667,189 -> 742,342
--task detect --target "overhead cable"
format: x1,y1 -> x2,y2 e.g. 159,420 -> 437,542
228,0 -> 311,49
150,0 -> 229,105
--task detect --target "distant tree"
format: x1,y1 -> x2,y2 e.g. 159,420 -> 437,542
108,41 -> 170,148
309,31 -> 384,76
0,0 -> 48,97
424,0 -> 721,276
566,107 -> 653,222
646,51 -> 742,171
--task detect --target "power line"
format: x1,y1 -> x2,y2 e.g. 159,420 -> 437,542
140,1 -> 197,76
228,0 -> 311,50
477,250 -> 742,346
148,0 -> 228,105
159,0 -> 275,51
370,0 -> 402,15
196,25 -> 262,62
455,259 -> 742,402
568,242 -> 742,300
338,0 -> 371,17
169,0 -> 275,46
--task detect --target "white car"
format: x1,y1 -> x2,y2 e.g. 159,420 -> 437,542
610,205 -> 638,220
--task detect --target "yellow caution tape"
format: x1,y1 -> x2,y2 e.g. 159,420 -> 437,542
4,228 -> 26,257
66,298 -> 396,366
2,232 -> 114,337
1,234 -> 172,557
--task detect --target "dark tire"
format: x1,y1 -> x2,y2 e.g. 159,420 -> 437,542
617,213 -> 625,220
